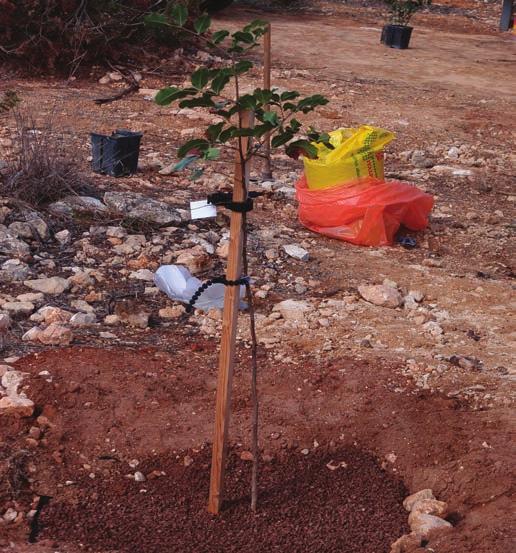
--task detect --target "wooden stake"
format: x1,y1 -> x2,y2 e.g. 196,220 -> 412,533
262,23 -> 273,180
208,111 -> 253,515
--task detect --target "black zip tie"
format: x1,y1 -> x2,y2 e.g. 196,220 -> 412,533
207,191 -> 264,213
185,275 -> 250,313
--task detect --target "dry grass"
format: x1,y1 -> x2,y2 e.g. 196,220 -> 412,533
0,112 -> 96,207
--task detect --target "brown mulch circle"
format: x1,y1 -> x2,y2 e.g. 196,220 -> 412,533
38,447 -> 409,553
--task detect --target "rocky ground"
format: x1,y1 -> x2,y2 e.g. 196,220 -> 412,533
0,1 -> 515,552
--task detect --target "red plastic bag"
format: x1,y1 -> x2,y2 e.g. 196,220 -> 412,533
295,175 -> 434,247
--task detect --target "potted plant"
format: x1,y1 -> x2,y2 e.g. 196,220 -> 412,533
381,0 -> 431,49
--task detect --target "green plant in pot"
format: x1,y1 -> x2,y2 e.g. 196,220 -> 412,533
381,0 -> 431,49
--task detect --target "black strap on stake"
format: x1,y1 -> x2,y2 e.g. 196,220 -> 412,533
207,191 -> 264,213
186,275 -> 250,313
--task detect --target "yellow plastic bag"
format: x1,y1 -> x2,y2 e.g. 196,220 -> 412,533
303,126 -> 395,190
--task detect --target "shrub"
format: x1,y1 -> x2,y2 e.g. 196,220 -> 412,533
0,1 -> 202,73
0,112 -> 95,206
383,0 -> 432,26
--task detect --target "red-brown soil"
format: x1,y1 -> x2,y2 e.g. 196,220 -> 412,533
1,344 -> 514,552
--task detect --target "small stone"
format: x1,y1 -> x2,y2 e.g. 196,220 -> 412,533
301,448 -> 310,455
114,301 -> 149,329
70,299 -> 95,313
104,314 -> 120,325
240,451 -> 254,461
409,512 -> 452,538
55,229 -> 71,245
159,306 -> 185,319
411,150 -> 434,169
410,498 -> 448,518
16,292 -> 44,303
134,471 -> 146,482
70,312 -> 96,326
282,244 -> 310,261
273,299 -> 311,321
24,277 -> 70,295
0,227 -> 30,257
99,75 -> 110,84
108,71 -> 123,81
28,426 -> 41,439
385,452 -> 397,464
129,269 -> 155,281
0,395 -> 34,417
2,301 -> 34,315
183,455 -> 194,467
37,323 -> 73,346
0,313 -> 11,331
423,321 -> 443,337
3,508 -> 18,523
37,306 -> 72,324
176,249 -> 210,274
422,258 -> 442,268
22,326 -> 43,342
0,259 -> 30,281
389,533 -> 420,553
358,284 -> 402,308
447,146 -> 460,159
403,489 -> 435,511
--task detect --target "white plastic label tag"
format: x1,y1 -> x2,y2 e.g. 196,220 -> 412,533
190,199 -> 217,220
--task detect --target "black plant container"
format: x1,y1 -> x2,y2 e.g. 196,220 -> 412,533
381,24 -> 413,49
91,129 -> 142,177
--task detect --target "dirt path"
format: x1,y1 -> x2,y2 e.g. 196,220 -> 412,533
231,9 -> 516,97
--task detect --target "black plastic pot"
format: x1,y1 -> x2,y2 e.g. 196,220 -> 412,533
381,24 -> 413,49
90,129 -> 142,177
200,0 -> 234,13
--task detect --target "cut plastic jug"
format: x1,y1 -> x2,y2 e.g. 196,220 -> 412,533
296,175 -> 433,247
154,265 -> 246,311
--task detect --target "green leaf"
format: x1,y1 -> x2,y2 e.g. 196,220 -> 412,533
194,14 -> 211,34
178,139 -> 209,159
155,86 -> 196,106
285,139 -> 318,160
206,122 -> 224,142
171,4 -> 188,26
271,132 -> 294,148
280,91 -> 300,101
191,67 -> 210,90
218,127 -> 236,142
155,86 -> 180,106
228,45 -> 245,54
297,94 -> 329,113
282,102 -> 298,112
263,111 -> 279,126
238,94 -> 257,110
252,123 -> 274,137
233,60 -> 253,75
232,31 -> 255,44
288,118 -> 302,133
205,148 -> 220,160
179,95 -> 215,109
211,70 -> 231,94
173,155 -> 198,171
144,13 -> 168,28
254,88 -> 273,105
244,19 -> 269,33
211,30 -> 230,44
